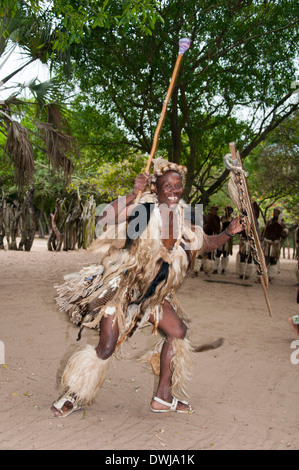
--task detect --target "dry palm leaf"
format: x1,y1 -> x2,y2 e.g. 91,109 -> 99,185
4,120 -> 34,187
36,104 -> 74,179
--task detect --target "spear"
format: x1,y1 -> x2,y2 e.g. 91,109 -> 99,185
135,37 -> 191,201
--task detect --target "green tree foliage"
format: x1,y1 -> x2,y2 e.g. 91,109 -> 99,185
59,0 -> 299,204
64,95 -> 148,202
69,97 -> 132,166
48,0 -> 163,51
68,153 -> 148,203
0,0 -> 162,191
246,112 -> 299,222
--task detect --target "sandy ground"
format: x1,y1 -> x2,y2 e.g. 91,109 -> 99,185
0,237 -> 298,451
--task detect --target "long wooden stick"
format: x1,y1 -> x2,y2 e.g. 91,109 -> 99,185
229,142 -> 272,317
136,38 -> 191,201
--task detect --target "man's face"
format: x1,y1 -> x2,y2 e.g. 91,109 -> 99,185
273,209 -> 280,219
154,171 -> 184,207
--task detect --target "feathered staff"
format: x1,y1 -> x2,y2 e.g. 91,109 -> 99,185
136,37 -> 191,201
224,142 -> 272,317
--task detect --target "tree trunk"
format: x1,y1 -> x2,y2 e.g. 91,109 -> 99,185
43,212 -> 51,235
38,196 -> 45,238
0,196 -> 5,249
63,198 -> 82,251
82,196 -> 96,249
48,198 -> 66,251
5,201 -> 21,250
18,186 -> 36,251
183,132 -> 196,201
38,217 -> 45,238
168,88 -> 182,164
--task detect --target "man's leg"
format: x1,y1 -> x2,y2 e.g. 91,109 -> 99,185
96,313 -> 119,359
51,314 -> 118,417
221,252 -> 229,274
149,301 -> 193,412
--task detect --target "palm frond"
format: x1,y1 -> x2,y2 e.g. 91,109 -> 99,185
0,93 -> 23,106
0,5 -> 75,188
17,23 -> 54,64
46,103 -> 72,134
36,103 -> 75,179
27,77 -> 61,106
0,41 -> 17,72
3,120 -> 35,187
0,8 -> 35,57
44,123 -> 73,177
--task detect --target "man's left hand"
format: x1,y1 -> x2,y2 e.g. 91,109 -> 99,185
227,215 -> 246,236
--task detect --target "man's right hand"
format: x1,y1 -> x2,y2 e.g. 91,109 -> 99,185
133,173 -> 151,195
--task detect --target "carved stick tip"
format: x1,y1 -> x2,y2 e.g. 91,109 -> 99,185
179,38 -> 192,54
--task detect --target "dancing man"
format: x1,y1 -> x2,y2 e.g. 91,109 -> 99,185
51,157 -> 244,417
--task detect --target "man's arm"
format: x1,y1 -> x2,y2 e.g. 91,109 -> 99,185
202,216 -> 244,253
98,173 -> 150,226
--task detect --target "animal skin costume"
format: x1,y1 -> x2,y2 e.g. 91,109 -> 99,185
236,230 -> 254,279
54,158 -> 206,410
262,211 -> 288,281
215,207 -> 234,275
201,207 -> 221,275
236,202 -> 260,280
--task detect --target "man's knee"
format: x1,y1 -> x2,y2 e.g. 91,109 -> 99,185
178,322 -> 187,339
96,330 -> 118,360
96,339 -> 116,360
168,322 -> 187,341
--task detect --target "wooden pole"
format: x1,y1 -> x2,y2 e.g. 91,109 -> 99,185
135,38 -> 191,201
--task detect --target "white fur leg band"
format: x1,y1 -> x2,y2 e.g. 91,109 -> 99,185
61,345 -> 111,406
171,338 -> 193,400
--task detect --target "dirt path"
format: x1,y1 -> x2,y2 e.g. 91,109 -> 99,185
0,239 -> 298,450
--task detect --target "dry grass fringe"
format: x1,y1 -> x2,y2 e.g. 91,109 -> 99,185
61,344 -> 111,406
171,338 -> 193,400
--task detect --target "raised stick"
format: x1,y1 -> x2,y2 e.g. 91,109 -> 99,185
135,38 -> 191,201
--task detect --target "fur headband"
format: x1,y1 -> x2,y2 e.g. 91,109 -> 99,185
150,157 -> 187,186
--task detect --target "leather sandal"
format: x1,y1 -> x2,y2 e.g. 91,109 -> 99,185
150,396 -> 194,414
51,393 -> 81,418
